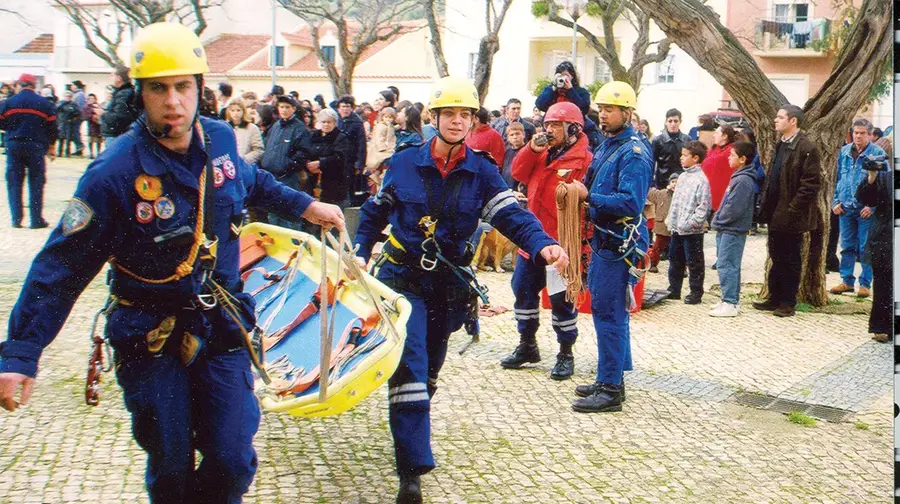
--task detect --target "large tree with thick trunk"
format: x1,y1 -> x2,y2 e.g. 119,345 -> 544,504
627,0 -> 891,306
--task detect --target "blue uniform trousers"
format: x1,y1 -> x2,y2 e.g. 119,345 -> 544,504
587,249 -> 632,385
838,208 -> 873,288
510,255 -> 578,345
5,140 -> 46,226
114,348 -> 260,504
377,263 -> 469,476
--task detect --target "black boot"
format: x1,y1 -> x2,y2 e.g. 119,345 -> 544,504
550,343 -> 574,380
397,474 -> 422,504
500,338 -> 540,369
572,382 -> 623,413
574,380 -> 626,402
683,291 -> 703,305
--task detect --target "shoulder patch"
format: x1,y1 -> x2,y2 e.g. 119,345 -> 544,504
62,198 -> 93,236
632,144 -> 642,154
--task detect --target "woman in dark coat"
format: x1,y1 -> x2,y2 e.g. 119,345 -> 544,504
296,107 -> 351,208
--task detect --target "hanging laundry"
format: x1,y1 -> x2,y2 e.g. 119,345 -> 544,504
793,21 -> 812,36
760,20 -> 780,35
776,22 -> 794,37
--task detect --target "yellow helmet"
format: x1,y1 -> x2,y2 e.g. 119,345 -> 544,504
593,81 -> 637,109
428,77 -> 480,110
131,23 -> 209,79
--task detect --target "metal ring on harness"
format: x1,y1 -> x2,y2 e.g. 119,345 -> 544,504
419,238 -> 439,271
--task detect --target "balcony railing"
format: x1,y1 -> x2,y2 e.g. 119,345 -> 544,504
754,17 -> 831,55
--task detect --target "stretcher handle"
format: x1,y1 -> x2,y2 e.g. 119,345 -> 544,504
324,230 -> 403,346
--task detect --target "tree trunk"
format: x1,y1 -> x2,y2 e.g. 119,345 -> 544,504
627,0 -> 892,307
472,34 -> 500,103
424,0 -> 449,78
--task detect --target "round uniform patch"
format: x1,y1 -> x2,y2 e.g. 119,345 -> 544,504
136,202 -> 154,224
154,197 -> 175,219
214,167 -> 225,187
135,174 -> 163,201
222,160 -> 236,179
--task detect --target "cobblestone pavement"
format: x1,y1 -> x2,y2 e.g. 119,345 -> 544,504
0,155 -> 892,503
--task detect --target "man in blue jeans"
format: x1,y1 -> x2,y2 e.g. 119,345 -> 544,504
829,118 -> 885,299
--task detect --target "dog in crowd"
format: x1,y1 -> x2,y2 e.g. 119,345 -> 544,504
477,228 -> 518,272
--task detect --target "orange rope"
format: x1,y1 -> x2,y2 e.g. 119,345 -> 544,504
555,182 -> 583,303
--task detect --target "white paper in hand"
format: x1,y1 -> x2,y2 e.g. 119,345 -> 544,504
545,265 -> 567,297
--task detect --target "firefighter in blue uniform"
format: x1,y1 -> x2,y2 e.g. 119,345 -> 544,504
0,73 -> 58,228
0,23 -> 345,504
571,81 -> 652,413
354,76 -> 570,503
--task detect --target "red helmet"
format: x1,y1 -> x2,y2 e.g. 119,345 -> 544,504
543,101 -> 583,127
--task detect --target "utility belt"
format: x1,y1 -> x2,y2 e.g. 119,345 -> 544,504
376,233 -> 488,304
379,233 -> 476,273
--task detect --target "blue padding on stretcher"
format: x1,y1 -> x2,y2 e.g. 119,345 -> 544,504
243,256 -> 386,397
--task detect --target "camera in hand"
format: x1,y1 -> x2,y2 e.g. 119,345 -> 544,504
533,133 -> 549,147
553,73 -> 567,89
862,154 -> 888,171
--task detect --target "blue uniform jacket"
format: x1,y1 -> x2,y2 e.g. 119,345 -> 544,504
354,141 -> 556,266
833,141 -> 886,210
1,116 -> 314,377
584,125 -> 653,247
0,88 -> 58,145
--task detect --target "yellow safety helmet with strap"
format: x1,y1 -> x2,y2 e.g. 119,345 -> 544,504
428,77 -> 479,111
593,81 -> 637,109
131,23 -> 209,79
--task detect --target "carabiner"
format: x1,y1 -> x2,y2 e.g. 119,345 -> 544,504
196,293 -> 218,309
420,255 -> 438,271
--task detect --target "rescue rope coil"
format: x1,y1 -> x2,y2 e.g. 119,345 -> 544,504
555,182 -> 583,304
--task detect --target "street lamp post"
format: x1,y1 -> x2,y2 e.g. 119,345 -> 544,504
564,0 -> 588,65
271,0 -> 277,89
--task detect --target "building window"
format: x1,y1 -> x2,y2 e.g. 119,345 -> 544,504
593,57 -> 612,84
467,52 -> 478,79
321,45 -> 335,64
271,45 -> 284,67
657,54 -> 675,84
774,3 -> 808,22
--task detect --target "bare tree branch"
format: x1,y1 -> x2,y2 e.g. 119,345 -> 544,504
543,0 -> 669,89
279,0 -> 421,97
51,0 -> 126,67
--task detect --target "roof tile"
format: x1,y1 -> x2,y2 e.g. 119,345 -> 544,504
15,34 -> 54,54
205,33 -> 272,74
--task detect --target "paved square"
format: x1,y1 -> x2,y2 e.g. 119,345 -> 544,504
0,155 -> 891,503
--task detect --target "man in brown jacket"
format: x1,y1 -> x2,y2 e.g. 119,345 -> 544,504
753,104 -> 823,317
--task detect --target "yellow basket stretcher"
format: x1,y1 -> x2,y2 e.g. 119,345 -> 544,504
239,223 -> 410,418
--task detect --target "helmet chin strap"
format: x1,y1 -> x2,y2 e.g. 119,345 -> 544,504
136,75 -> 204,140
433,111 -> 468,165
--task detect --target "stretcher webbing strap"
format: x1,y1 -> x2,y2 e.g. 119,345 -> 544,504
325,230 -> 402,346
555,182 -> 583,304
